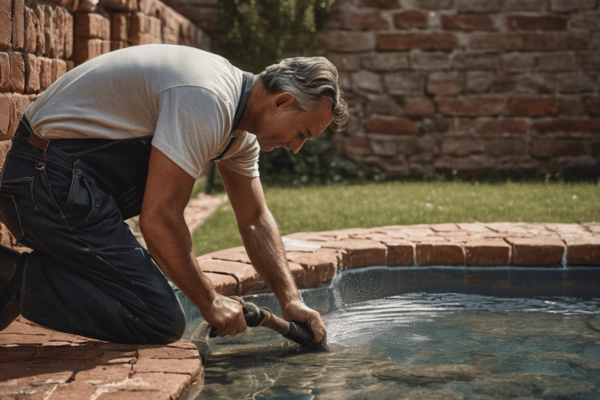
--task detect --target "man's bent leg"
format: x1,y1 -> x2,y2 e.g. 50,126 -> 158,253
0,134 -> 186,343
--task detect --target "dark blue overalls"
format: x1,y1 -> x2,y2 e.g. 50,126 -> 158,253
0,72 -> 254,344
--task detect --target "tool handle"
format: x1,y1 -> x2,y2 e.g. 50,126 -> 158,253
208,298 -> 265,338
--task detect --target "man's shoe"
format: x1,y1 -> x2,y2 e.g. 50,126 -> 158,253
0,244 -> 23,330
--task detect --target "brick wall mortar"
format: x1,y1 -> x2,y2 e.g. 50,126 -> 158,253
321,0 -> 600,179
0,0 -> 210,248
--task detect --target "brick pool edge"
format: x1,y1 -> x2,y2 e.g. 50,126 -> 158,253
1,222 -> 599,399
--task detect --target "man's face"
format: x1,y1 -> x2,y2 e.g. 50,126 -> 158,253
256,95 -> 334,154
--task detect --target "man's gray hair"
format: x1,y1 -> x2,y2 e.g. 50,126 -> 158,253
260,57 -> 348,131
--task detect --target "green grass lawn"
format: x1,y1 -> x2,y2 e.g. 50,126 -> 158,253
192,181 -> 600,255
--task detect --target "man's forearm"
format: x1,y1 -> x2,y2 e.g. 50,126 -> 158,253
240,210 -> 301,308
140,209 -> 217,311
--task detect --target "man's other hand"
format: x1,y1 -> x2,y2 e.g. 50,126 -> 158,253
283,301 -> 326,343
204,294 -> 247,337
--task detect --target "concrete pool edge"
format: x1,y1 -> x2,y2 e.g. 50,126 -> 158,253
1,222 -> 599,399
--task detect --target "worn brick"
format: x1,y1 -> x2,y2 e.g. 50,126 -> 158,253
12,0 -> 25,51
469,33 -> 521,50
381,240 -> 415,265
411,51 -> 452,71
73,38 -> 108,65
417,0 -> 453,9
53,58 -> 67,81
584,96 -> 600,117
362,0 -> 401,8
394,10 -> 428,29
39,57 -> 52,90
502,52 -> 535,72
133,358 -> 201,381
321,31 -> 376,52
367,118 -> 418,135
110,13 -> 129,41
33,3 -> 44,56
563,236 -> 600,265
505,98 -> 558,117
75,13 -> 110,39
22,53 -> 39,94
465,240 -> 511,266
370,138 -> 398,156
0,94 -> 11,137
442,14 -> 495,31
0,52 -> 9,92
464,71 -> 494,93
550,0 -> 596,12
362,53 -> 409,71
506,15 -> 567,31
103,0 -> 137,11
531,139 -> 589,158
199,259 -> 265,294
427,71 -> 463,95
204,272 -> 237,296
416,243 -> 465,265
322,239 -> 387,269
456,0 -> 500,12
581,52 -> 600,71
442,138 -> 485,156
378,33 -> 458,51
43,5 -> 56,57
344,10 -> 390,30
0,0 -> 11,51
353,70 -> 383,93
23,7 -> 37,54
522,32 -> 589,51
287,248 -> 339,288
384,71 -> 425,95
74,364 -> 132,384
557,96 -> 587,116
437,96 -> 505,117
401,96 -> 436,117
507,237 -> 564,266
537,52 -> 575,72
532,120 -> 600,134
504,0 -> 546,11
464,51 -> 501,70
484,137 -> 528,157
480,119 -> 528,134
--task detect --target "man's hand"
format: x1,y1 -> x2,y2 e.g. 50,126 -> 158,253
283,300 -> 326,343
203,294 -> 247,337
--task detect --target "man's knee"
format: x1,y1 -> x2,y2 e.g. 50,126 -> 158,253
148,296 -> 187,344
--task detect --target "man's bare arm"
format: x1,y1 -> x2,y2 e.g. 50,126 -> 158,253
217,163 -> 326,342
139,147 -> 246,337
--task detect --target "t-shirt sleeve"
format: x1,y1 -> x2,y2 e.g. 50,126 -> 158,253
216,131 -> 260,178
152,87 -> 231,179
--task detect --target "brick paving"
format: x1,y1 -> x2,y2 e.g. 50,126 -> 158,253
2,222 -> 600,399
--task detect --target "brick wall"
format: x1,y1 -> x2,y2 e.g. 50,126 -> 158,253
0,0 -> 209,248
322,0 -> 600,179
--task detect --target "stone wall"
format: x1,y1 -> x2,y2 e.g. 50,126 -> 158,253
0,0 -> 209,248
321,0 -> 600,179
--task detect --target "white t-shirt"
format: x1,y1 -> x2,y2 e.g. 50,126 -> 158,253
25,44 -> 260,179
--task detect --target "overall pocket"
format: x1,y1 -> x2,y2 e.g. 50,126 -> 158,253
0,180 -> 30,241
61,171 -> 98,231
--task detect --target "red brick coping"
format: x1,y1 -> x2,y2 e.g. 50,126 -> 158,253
1,223 -> 599,399
201,222 -> 600,297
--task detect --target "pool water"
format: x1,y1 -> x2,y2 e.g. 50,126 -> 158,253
180,267 -> 600,400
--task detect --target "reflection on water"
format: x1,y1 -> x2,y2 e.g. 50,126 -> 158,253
178,267 -> 600,400
192,294 -> 600,400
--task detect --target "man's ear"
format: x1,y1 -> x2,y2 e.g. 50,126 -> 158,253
274,92 -> 295,109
